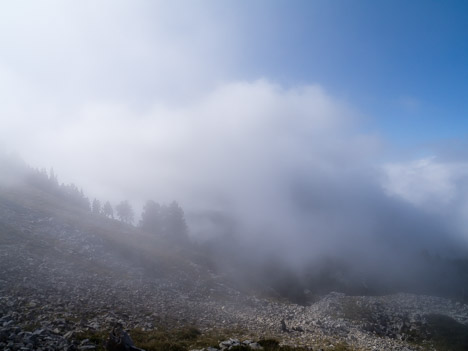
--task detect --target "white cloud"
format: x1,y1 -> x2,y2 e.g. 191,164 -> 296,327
0,1 -> 237,106
0,71 -> 387,256
2,79 -> 368,207
382,157 -> 468,209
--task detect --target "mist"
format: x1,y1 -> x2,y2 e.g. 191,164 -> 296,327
2,79 -> 467,301
1,1 -> 468,302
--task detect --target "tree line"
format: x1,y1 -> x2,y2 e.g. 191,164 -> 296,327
21,165 -> 189,241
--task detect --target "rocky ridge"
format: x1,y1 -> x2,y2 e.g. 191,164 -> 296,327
1,190 -> 468,350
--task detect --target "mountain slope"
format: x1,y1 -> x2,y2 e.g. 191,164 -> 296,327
1,166 -> 468,351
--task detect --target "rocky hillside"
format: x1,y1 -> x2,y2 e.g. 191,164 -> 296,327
1,181 -> 468,351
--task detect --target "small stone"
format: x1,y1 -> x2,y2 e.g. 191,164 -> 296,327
249,342 -> 263,350
32,329 -> 44,336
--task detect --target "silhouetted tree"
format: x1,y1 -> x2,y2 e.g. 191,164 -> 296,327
139,200 -> 188,242
116,200 -> 134,224
49,168 -> 59,187
162,201 -> 188,241
92,198 -> 101,215
59,183 -> 90,211
140,200 -> 162,234
28,168 -> 50,190
102,201 -> 114,219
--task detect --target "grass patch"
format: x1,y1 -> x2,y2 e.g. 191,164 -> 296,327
98,326 -> 227,351
130,327 -> 199,351
22,323 -> 41,332
74,329 -> 109,350
258,339 -> 283,350
332,342 -> 355,351
341,299 -> 374,323
257,338 -> 323,351
71,329 -> 350,351
230,346 -> 252,351
414,314 -> 468,351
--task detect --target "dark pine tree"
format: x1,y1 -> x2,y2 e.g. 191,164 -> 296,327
140,200 -> 162,234
102,201 -> 114,219
115,200 -> 134,224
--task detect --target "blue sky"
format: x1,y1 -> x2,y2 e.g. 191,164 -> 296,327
2,1 -> 466,149
219,0 -> 468,146
252,1 -> 468,144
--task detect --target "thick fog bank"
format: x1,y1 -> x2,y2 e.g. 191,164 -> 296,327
193,159 -> 468,303
1,80 -> 468,302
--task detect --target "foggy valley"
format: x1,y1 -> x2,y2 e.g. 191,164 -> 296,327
1,1 -> 468,351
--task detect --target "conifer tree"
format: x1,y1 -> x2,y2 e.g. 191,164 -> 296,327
102,201 -> 114,218
116,200 -> 134,224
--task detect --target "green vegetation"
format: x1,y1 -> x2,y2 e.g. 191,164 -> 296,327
331,343 -> 355,351
411,314 -> 468,351
73,328 -> 358,351
131,327 -> 205,351
340,299 -> 374,323
74,329 -> 109,351
258,339 -> 281,349
75,326 -> 227,351
257,338 -> 354,351
229,346 -> 252,351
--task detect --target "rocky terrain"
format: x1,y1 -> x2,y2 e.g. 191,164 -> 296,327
1,185 -> 468,351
